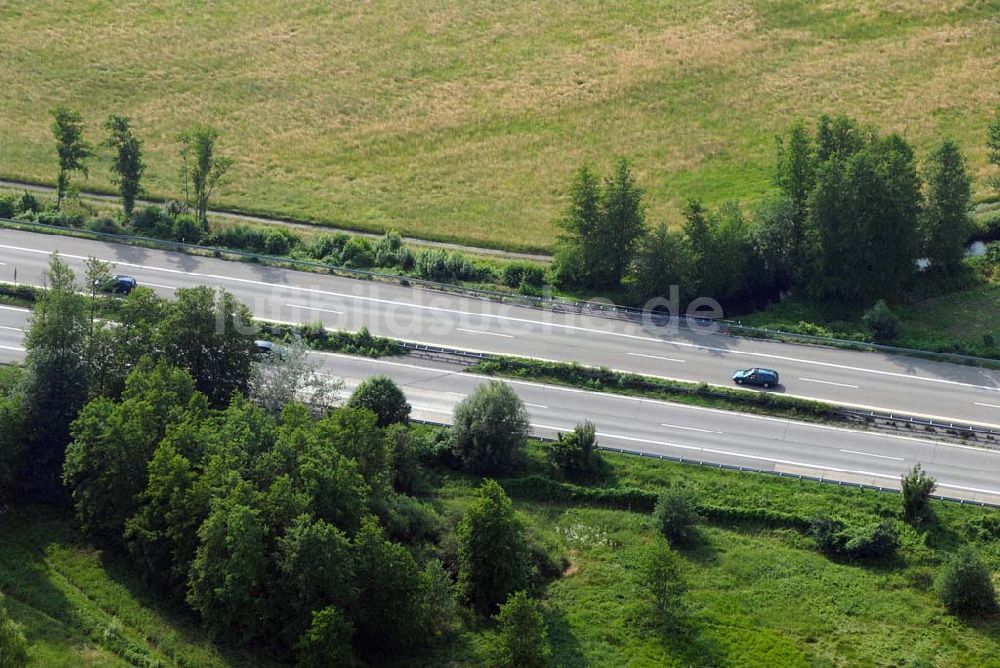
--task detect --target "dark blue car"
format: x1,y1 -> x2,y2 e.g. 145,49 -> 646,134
732,368 -> 779,388
97,275 -> 137,295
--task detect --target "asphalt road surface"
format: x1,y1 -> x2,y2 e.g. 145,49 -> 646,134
1,305 -> 999,505
1,228 -> 999,429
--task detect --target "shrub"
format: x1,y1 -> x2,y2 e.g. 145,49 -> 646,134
810,515 -> 899,560
901,464 -> 936,525
0,596 -> 29,668
937,546 -> 998,615
263,229 -> 296,255
18,191 -> 40,214
373,230 -> 415,270
0,194 -> 17,219
488,591 -> 550,668
415,249 -> 482,282
131,206 -> 175,239
171,213 -> 207,243
500,261 -> 545,288
653,487 -> 701,546
340,236 -> 375,268
642,540 -> 686,630
500,475 -> 657,512
308,232 -> 350,260
84,216 -> 123,235
347,375 -> 411,427
295,606 -> 358,668
451,381 -> 531,474
862,299 -> 900,342
546,421 -> 602,481
458,480 -> 530,614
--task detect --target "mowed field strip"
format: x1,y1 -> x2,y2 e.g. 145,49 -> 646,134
1,1 -> 998,251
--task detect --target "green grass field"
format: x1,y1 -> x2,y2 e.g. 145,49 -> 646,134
6,440 -> 1000,666
1,2 -> 998,251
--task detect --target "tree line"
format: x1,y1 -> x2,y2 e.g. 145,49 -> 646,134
555,110 -> 1000,315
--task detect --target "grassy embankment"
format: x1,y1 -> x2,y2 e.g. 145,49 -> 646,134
2,2 -> 998,251
4,434 -> 1000,666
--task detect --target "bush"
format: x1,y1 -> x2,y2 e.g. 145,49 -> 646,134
500,261 -> 545,289
901,464 -> 936,525
642,540 -> 686,630
130,206 -> 175,239
0,596 -> 29,668
374,231 -> 415,270
0,194 -> 17,219
295,606 -> 357,668
415,249 -> 483,282
653,487 -> 700,546
340,237 -> 375,268
18,191 -> 40,214
862,299 -> 900,342
451,381 -> 531,474
500,475 -> 657,512
263,229 -> 296,255
488,591 -> 550,668
937,546 -> 998,615
171,213 -> 207,244
308,232 -> 350,260
546,421 -> 602,481
458,480 -> 530,614
84,216 -> 123,235
346,375 -> 411,427
810,515 -> 899,560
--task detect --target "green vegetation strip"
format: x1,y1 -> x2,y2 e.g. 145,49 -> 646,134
469,355 -> 847,424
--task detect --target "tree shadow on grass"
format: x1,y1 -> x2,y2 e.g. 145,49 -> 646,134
545,608 -> 588,667
653,615 -> 726,668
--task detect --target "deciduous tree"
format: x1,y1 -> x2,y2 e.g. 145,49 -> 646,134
103,115 -> 145,217
489,591 -> 550,668
51,106 -> 93,208
179,126 -> 232,225
451,381 -> 530,474
921,139 -> 972,273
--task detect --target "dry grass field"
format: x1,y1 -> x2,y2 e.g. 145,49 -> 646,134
1,1 -> 998,250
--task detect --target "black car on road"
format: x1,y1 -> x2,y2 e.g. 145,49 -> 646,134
96,275 -> 137,295
732,368 -> 779,388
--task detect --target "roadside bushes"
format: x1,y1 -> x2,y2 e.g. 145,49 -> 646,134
862,300 -> 900,342
936,546 -> 998,614
415,248 -> 485,282
810,515 -> 900,560
654,487 -> 700,546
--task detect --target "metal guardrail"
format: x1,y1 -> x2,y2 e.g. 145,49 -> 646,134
842,409 -> 1000,439
3,216 -> 999,369
409,418 -> 1000,508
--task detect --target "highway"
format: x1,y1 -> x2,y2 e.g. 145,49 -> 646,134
1,304 -> 999,504
1,228 -> 999,429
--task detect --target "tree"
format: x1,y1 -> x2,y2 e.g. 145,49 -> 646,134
752,195 -> 800,288
346,375 -> 411,427
51,106 -> 93,208
653,486 -> 700,546
642,540 -> 686,629
862,300 -> 900,343
937,546 -> 998,615
275,515 -> 356,646
21,254 -> 90,498
629,223 -> 689,304
451,381 -> 531,474
0,388 -> 26,504
901,464 -> 936,525
775,120 -> 815,233
457,479 -> 530,614
553,160 -> 645,289
920,139 -> 972,273
547,421 -> 602,481
186,487 -> 271,644
103,115 -> 145,217
250,336 -> 342,415
295,606 -> 358,668
179,126 -> 232,224
553,165 -> 602,287
420,559 -> 459,640
597,158 -> 646,289
83,256 -> 113,336
988,106 -> 1000,193
156,287 -> 256,406
489,591 -> 550,668
0,595 -> 29,668
350,517 -> 429,654
63,361 -> 201,545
